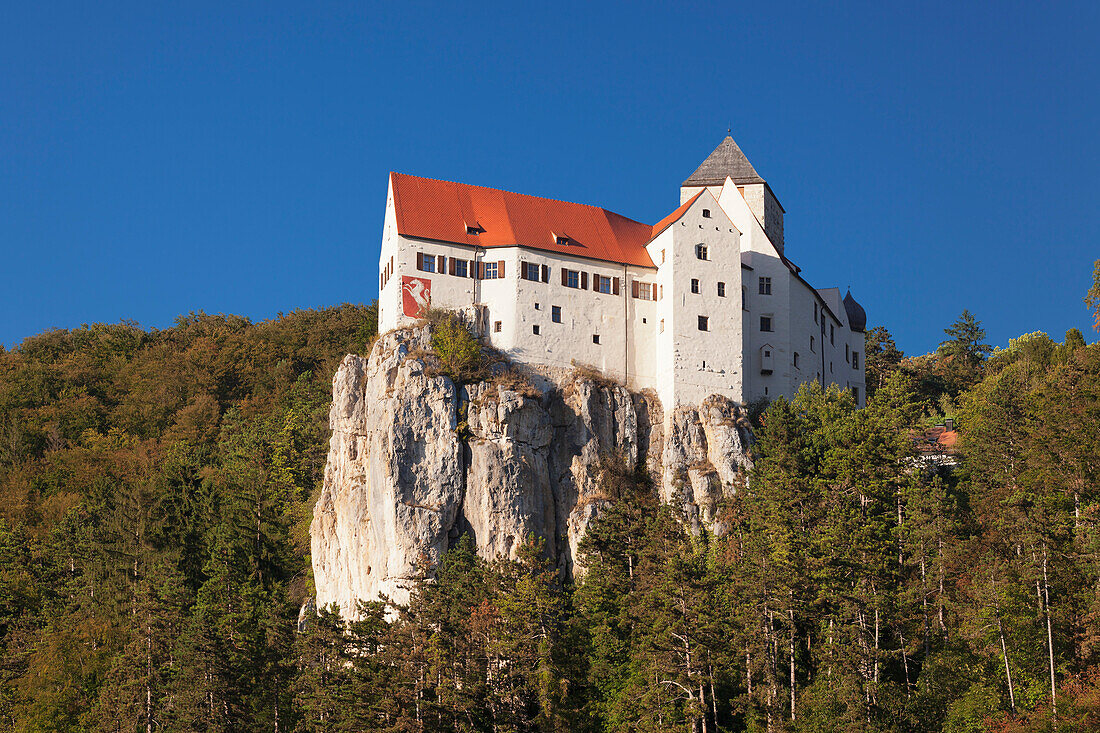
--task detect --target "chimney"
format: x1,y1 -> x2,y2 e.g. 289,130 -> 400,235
945,418 -> 955,432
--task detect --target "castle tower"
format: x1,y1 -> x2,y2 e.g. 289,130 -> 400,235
681,136 -> 785,254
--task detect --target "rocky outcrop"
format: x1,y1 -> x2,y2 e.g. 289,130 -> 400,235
310,325 -> 752,615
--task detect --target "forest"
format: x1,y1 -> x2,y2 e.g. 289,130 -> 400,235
0,265 -> 1098,731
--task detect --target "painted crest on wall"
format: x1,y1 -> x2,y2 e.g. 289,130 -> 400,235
401,276 -> 431,317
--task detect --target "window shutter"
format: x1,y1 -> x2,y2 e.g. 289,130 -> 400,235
437,255 -> 445,273
478,262 -> 485,279
613,277 -> 620,296
561,268 -> 568,286
541,264 -> 549,283
631,280 -> 639,298
581,272 -> 588,290
449,257 -> 456,275
520,260 -> 527,280
592,273 -> 600,291
468,260 -> 475,278
651,285 -> 658,301
497,261 -> 505,278
416,252 -> 423,271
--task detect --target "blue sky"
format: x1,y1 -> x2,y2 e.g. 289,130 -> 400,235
2,1 -> 1097,355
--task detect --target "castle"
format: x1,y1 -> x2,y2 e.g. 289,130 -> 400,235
377,136 -> 866,413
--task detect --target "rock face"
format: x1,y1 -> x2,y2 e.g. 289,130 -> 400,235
310,325 -> 753,615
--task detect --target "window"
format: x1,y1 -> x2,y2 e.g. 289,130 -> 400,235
417,252 -> 436,273
453,259 -> 468,278
845,344 -> 850,361
852,351 -> 859,369
691,279 -> 700,294
717,281 -> 725,297
695,243 -> 708,260
659,285 -> 664,300
532,325 -> 540,335
595,275 -> 612,294
555,235 -> 570,246
534,303 -> 540,310
564,269 -> 580,288
660,249 -> 665,264
811,336 -> 816,352
760,316 -> 773,332
698,315 -> 709,331
702,208 -> 711,218
764,349 -> 771,357
634,282 -> 654,300
494,321 -> 502,333
552,306 -> 561,323
592,334 -> 600,345
466,225 -> 482,235
813,303 -> 818,323
830,324 -> 835,345
794,352 -> 800,368
743,287 -> 748,310
830,361 -> 834,374
484,261 -> 498,279
659,319 -> 665,333
852,387 -> 860,403
758,276 -> 772,295
522,262 -> 541,281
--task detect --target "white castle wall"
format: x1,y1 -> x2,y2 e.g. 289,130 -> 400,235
379,172 -> 866,417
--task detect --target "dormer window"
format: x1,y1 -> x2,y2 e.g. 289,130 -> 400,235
465,222 -> 483,235
554,234 -> 571,246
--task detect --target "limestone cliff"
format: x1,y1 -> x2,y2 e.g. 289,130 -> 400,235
310,325 -> 752,614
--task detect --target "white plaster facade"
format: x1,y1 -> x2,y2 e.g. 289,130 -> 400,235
377,138 -> 867,417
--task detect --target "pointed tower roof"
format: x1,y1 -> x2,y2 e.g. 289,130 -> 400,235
683,136 -> 765,187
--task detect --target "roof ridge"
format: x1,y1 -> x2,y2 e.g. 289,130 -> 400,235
391,171 -> 649,227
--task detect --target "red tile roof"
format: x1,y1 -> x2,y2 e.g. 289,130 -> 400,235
390,172 -> 664,267
650,191 -> 704,240
915,426 -> 958,454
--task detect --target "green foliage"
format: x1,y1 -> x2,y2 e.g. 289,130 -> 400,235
1086,259 -> 1100,332
2,300 -> 1100,732
425,309 -> 487,383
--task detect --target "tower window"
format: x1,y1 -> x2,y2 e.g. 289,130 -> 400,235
717,282 -> 726,297
760,316 -> 773,332
695,244 -> 708,260
702,208 -> 711,218
691,279 -> 700,294
532,325 -> 540,335
811,336 -> 816,352
698,315 -> 709,331
830,324 -> 835,345
552,305 -> 561,323
758,277 -> 772,295
494,321 -> 502,333
794,352 -> 800,368
659,319 -> 665,333
852,351 -> 859,369
592,334 -> 601,345
814,303 -> 818,323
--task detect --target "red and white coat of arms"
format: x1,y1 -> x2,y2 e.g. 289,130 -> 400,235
401,276 -> 431,317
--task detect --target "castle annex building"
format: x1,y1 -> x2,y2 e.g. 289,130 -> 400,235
377,136 -> 867,413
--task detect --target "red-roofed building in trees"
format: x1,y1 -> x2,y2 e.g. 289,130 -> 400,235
377,136 -> 867,414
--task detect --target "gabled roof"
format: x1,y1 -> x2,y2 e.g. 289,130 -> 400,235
683,136 -> 765,187
390,172 -> 657,267
650,191 -> 704,240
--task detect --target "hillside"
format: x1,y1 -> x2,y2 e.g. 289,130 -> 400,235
0,304 -> 1098,732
